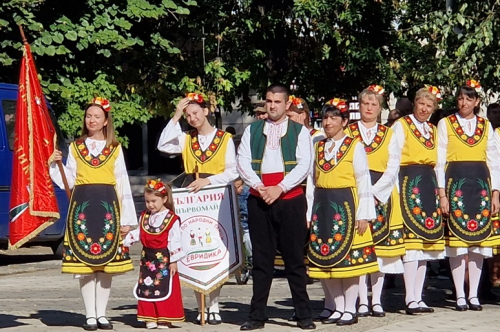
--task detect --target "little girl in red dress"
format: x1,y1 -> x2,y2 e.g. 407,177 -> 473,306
125,179 -> 185,329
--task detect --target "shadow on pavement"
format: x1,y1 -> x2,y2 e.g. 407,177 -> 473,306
29,310 -> 84,327
0,253 -> 58,266
0,314 -> 29,328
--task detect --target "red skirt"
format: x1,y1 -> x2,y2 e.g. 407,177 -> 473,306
137,273 -> 185,323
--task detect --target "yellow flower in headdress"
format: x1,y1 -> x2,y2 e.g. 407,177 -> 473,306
289,95 -> 304,109
367,85 -> 385,95
187,93 -> 204,103
466,79 -> 482,93
90,97 -> 111,112
325,98 -> 348,113
425,85 -> 442,101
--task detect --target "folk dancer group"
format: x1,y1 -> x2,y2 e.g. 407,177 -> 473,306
48,79 -> 500,331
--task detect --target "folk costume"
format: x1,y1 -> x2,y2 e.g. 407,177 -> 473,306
124,208 -> 185,325
305,133 -> 377,321
157,120 -> 238,323
436,112 -> 500,308
50,137 -> 137,325
346,121 -> 404,316
392,113 -> 444,311
237,117 -> 314,323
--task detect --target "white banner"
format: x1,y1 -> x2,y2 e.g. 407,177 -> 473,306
173,184 -> 243,294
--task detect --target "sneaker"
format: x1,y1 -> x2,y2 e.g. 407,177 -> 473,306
146,322 -> 158,329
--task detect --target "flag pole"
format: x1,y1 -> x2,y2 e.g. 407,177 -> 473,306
193,162 -> 206,325
18,24 -> 71,199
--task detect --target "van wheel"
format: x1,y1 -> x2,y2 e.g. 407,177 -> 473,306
50,240 -> 64,258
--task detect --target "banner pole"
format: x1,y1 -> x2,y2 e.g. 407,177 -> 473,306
194,162 -> 205,325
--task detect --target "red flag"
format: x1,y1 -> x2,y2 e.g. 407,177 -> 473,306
8,43 -> 60,249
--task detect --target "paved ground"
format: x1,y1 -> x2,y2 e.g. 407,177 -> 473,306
1,246 -> 500,331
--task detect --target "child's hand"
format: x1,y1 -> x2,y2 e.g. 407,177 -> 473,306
120,226 -> 131,238
170,262 -> 178,276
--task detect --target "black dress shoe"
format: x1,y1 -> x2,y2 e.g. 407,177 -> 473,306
357,304 -> 370,317
314,308 -> 334,322
83,318 -> 98,331
371,303 -> 386,317
336,312 -> 358,326
297,318 -> 316,330
240,320 -> 265,331
321,311 -> 343,324
96,317 -> 113,330
405,301 -> 421,315
417,301 -> 434,313
468,297 -> 483,311
208,312 -> 222,325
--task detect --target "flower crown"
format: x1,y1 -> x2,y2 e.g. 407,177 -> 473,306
289,95 -> 304,109
426,85 -> 442,101
91,97 -> 111,112
325,98 -> 348,113
145,179 -> 168,195
466,79 -> 482,93
367,85 -> 385,95
187,93 -> 204,104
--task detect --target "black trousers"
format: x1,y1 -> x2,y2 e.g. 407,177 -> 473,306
247,194 -> 312,321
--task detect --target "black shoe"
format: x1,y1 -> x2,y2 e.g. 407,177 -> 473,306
83,318 -> 98,331
321,311 -> 343,324
405,301 -> 421,315
468,297 -> 483,311
96,317 -> 113,330
371,303 -> 386,317
240,320 -> 265,331
357,304 -> 370,317
314,308 -> 334,322
417,301 -> 434,313
297,318 -> 316,330
208,312 -> 222,325
455,297 -> 468,311
336,312 -> 358,326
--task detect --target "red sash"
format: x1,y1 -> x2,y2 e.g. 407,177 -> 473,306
249,172 -> 303,200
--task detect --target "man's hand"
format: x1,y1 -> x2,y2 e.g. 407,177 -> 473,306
260,186 -> 283,205
187,178 -> 211,193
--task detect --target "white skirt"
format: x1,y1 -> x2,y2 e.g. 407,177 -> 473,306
403,249 -> 445,263
445,246 -> 493,258
378,256 -> 404,274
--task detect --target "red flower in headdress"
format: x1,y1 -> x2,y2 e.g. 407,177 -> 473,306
367,85 -> 385,95
91,97 -> 111,112
187,93 -> 204,104
325,98 -> 348,113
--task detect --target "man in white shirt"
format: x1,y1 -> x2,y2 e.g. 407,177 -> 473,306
237,84 -> 315,330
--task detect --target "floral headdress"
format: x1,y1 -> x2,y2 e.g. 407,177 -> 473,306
186,92 -> 204,104
425,85 -> 442,102
367,85 -> 385,95
90,97 -> 111,112
289,95 -> 304,109
466,79 -> 482,93
325,98 -> 348,113
145,179 -> 168,195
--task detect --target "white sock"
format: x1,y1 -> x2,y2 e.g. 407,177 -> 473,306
358,275 -> 369,312
324,279 -> 343,319
209,287 -> 221,313
343,277 -> 359,315
414,261 -> 427,306
320,279 -> 335,314
403,260 -> 418,307
468,252 -> 483,305
79,274 -> 97,319
371,272 -> 385,309
450,255 -> 467,305
95,273 -> 113,319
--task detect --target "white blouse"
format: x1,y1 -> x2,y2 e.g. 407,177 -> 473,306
49,138 -> 137,227
123,209 -> 185,263
157,120 -> 238,185
357,122 -> 401,204
237,118 -> 314,192
435,114 -> 500,190
306,135 -> 376,221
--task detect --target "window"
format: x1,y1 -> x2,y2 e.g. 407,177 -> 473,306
2,99 -> 68,156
